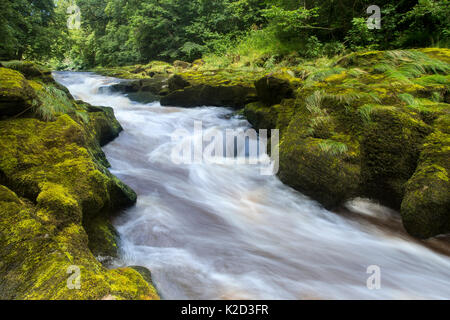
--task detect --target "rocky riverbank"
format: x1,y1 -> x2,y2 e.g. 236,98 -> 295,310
0,62 -> 159,299
98,48 -> 450,239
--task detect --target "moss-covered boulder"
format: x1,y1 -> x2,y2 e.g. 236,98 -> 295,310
360,106 -> 431,208
106,76 -> 168,104
83,102 -> 123,146
2,61 -> 51,81
244,102 -> 278,131
401,128 -> 450,238
0,186 -> 159,300
168,74 -> 191,91
173,60 -> 191,70
83,215 -> 120,261
160,70 -> 260,108
242,48 -> 450,238
0,68 -> 37,118
254,74 -> 295,106
94,61 -> 174,80
244,99 -> 296,136
279,122 -> 360,209
0,64 -> 159,300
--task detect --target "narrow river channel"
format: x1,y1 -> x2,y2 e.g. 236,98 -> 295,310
54,71 -> 450,300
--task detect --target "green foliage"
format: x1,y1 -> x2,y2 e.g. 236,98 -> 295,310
359,104 -> 377,123
35,85 -> 74,121
401,0 -> 450,48
262,5 -> 320,41
2,0 -> 449,68
0,0 -> 67,61
305,91 -> 325,114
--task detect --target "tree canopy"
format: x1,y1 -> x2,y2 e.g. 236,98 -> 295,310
1,0 -> 448,67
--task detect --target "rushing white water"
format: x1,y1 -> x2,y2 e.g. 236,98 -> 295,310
54,71 -> 450,300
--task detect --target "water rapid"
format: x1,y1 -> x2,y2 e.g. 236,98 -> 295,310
54,71 -> 450,300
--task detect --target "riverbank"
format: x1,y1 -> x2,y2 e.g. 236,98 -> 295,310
0,62 -> 159,299
95,48 -> 450,239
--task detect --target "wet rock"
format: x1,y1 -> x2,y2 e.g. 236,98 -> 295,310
160,83 -> 258,108
243,48 -> 450,238
109,80 -> 141,93
401,129 -> 450,238
279,123 -> 360,209
360,107 -> 431,209
83,215 -> 120,262
0,67 -> 157,300
130,266 -> 154,285
106,75 -> 169,103
168,74 -> 190,91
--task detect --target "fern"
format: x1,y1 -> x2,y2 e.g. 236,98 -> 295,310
305,91 -> 325,114
359,104 -> 376,124
318,140 -> 348,156
35,86 -> 74,121
398,93 -> 419,106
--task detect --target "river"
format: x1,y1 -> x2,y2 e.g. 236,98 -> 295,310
54,71 -> 450,300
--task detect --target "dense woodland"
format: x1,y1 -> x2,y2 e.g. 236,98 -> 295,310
1,0 -> 450,301
1,0 -> 449,68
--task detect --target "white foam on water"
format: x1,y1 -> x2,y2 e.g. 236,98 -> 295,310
54,71 -> 450,300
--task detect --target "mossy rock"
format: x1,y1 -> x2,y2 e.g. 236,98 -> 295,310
107,77 -> 168,103
279,115 -> 360,208
401,130 -> 450,238
168,74 -> 190,91
254,73 -> 296,106
161,83 -> 257,108
244,99 -> 296,136
130,266 -> 154,285
244,102 -> 278,131
360,106 -> 432,208
93,61 -> 174,80
240,48 -> 450,238
0,67 -> 37,118
2,61 -> 50,80
0,67 -> 155,299
84,103 -> 123,146
401,165 -> 450,239
0,185 -> 158,300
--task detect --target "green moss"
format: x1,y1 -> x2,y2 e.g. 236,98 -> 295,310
279,111 -> 360,208
0,67 -> 156,300
82,216 -> 120,264
0,68 -> 37,118
401,130 -> 450,238
421,48 -> 450,64
238,48 -> 450,238
324,71 -> 347,83
360,106 -> 431,208
244,102 -> 278,130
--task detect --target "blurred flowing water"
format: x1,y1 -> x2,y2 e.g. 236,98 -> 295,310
54,71 -> 450,300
